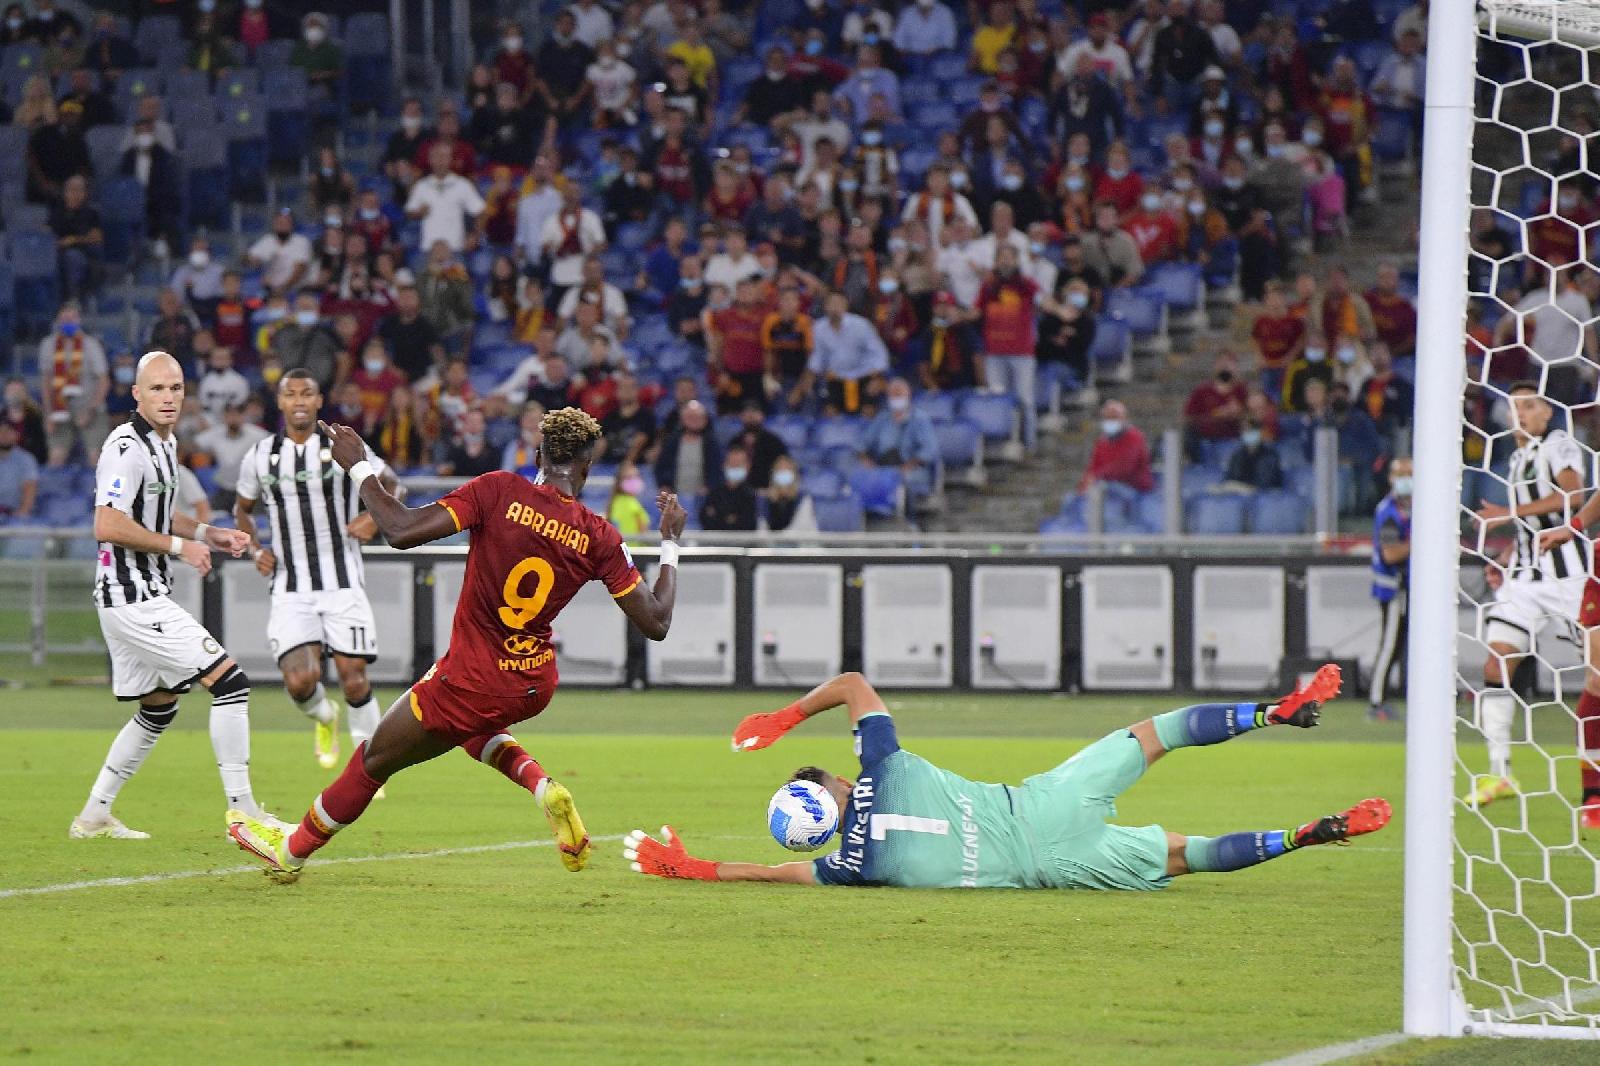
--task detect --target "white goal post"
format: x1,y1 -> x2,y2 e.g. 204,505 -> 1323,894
1408,0 -> 1600,1041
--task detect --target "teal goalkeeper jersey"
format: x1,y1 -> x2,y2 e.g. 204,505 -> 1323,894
812,713 -> 1038,889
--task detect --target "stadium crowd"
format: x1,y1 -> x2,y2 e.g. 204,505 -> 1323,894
0,0 -> 1440,538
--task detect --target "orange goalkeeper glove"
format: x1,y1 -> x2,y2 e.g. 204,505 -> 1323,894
623,826 -> 718,881
731,705 -> 806,752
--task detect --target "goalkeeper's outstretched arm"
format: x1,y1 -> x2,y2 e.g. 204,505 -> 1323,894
732,672 -> 889,752
623,826 -> 818,885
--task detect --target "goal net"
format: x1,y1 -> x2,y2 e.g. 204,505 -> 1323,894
1411,0 -> 1600,1040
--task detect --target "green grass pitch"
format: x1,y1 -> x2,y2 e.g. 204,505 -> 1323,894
1,672 -> 1596,1065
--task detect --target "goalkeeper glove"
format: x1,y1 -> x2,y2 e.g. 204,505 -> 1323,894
624,826 -> 718,881
731,705 -> 806,752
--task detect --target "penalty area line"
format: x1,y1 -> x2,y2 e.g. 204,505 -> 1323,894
1255,1032 -> 1411,1066
0,835 -> 627,899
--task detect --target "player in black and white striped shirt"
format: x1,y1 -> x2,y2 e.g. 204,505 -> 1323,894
234,370 -> 398,769
72,351 -> 274,839
1469,382 -> 1589,808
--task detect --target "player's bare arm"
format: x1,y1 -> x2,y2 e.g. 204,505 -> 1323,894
95,505 -> 248,576
1542,484 -> 1600,550
318,420 -> 458,549
732,671 -> 889,752
623,825 -> 819,885
1477,466 -> 1582,524
614,491 -> 688,641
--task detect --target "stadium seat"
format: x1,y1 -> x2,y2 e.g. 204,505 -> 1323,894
1372,106 -> 1415,163
1134,491 -> 1165,534
1088,316 -> 1132,382
86,126 -> 126,184
901,79 -> 940,108
909,102 -> 958,130
1105,287 -> 1169,352
217,68 -> 261,99
813,493 -> 865,532
802,468 -> 844,498
811,417 -> 864,450
913,391 -> 956,422
1145,263 -> 1205,329
222,94 -> 269,199
928,54 -> 967,81
958,392 -> 1019,445
767,414 -> 812,452
134,15 -> 182,64
1039,512 -> 1085,535
1249,490 -> 1310,534
11,229 -> 58,337
98,178 -> 148,268
820,443 -> 862,472
846,466 -> 905,518
1186,493 -> 1249,535
932,418 -> 982,475
345,13 -> 393,112
0,126 -> 25,188
714,414 -> 742,448
262,68 -> 310,164
1180,464 -> 1226,500
616,222 -> 652,252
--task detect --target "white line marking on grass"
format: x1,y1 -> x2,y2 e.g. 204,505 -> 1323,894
0,835 -> 626,899
1255,1032 -> 1411,1066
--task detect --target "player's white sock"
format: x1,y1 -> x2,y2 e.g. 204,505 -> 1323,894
293,683 -> 336,725
77,703 -> 178,822
209,667 -> 261,816
1481,688 -> 1516,779
346,692 -> 381,747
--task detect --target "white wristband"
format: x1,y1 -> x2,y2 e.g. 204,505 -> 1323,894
348,460 -> 375,491
193,523 -> 210,543
169,535 -> 184,557
659,540 -> 680,568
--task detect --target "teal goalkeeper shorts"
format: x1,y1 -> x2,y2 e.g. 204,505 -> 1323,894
1013,730 -> 1173,892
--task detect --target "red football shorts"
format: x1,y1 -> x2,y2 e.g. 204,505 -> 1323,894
408,661 -> 557,744
1581,579 -> 1600,630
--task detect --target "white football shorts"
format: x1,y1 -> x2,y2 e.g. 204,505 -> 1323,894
1483,575 -> 1586,653
267,587 -> 379,662
98,596 -> 230,701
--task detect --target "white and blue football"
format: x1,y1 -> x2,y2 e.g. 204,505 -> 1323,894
767,780 -> 840,852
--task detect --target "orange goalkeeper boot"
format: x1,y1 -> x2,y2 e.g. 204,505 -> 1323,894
1268,663 -> 1343,728
1294,797 -> 1393,847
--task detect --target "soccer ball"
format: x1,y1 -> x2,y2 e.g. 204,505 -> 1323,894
767,780 -> 840,852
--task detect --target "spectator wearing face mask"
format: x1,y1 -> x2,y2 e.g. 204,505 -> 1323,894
1079,399 -> 1153,493
700,445 -> 759,531
1332,337 -> 1373,392
1035,276 -> 1096,389
291,12 -> 343,104
440,408 -> 499,477
764,454 -> 817,533
272,292 -> 342,393
168,235 -> 226,315
249,208 -> 315,295
1282,331 -> 1336,413
607,460 -> 652,537
1123,187 -> 1184,266
1221,419 -> 1283,491
1183,353 -> 1247,459
861,377 -> 939,499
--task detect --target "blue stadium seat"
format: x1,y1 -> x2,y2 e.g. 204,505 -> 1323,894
813,493 -> 866,532
714,414 -> 742,448
1039,512 -> 1085,535
928,54 -> 967,81
909,102 -> 959,130
134,15 -> 182,65
254,40 -> 297,70
821,444 -> 862,471
1105,286 -> 1167,340
1180,464 -> 1226,500
901,79 -> 940,108
36,464 -> 77,501
1372,106 -> 1414,163
171,97 -> 221,140
1249,490 -> 1309,534
114,68 -> 163,118
12,229 -> 58,336
164,68 -> 211,105
1134,491 -> 1165,533
222,94 -> 269,199
958,392 -> 1018,443
846,466 -> 904,518
217,68 -> 261,99
1088,316 -> 1131,378
85,126 -> 125,184
184,128 -> 232,228
0,126 -> 26,188
802,468 -> 844,498
616,222 -> 653,252
345,13 -> 393,111
944,78 -> 985,107
913,391 -> 956,421
1145,262 -> 1204,313
1186,493 -> 1249,535
99,178 -> 148,267
933,418 -> 982,469
811,417 -> 864,450
767,414 -> 812,451
262,68 -> 310,164
1284,465 -> 1318,501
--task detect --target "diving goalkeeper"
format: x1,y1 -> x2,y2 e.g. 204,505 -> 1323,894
624,666 -> 1390,889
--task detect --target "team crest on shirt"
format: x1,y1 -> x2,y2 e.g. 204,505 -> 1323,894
202,637 -> 220,654
269,452 -> 280,466
320,448 -> 333,463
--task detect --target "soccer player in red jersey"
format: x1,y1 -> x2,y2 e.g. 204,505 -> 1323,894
226,408 -> 688,880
